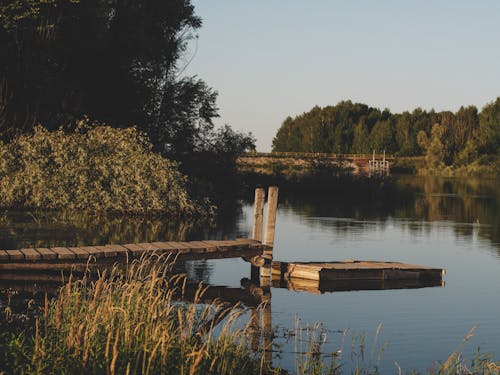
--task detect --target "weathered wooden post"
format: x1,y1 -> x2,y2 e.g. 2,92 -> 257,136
261,186 -> 278,279
252,188 -> 266,241
264,186 -> 279,247
248,188 -> 266,275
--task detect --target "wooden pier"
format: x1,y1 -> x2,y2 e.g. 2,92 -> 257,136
0,239 -> 266,271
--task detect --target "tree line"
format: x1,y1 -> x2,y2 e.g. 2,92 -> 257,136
272,99 -> 500,167
0,0 -> 254,205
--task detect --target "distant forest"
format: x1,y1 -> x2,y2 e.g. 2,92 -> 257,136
272,99 -> 500,167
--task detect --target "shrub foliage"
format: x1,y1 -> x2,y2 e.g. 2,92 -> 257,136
0,121 -> 208,216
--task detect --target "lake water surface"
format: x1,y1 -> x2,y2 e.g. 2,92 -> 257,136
2,175 -> 500,373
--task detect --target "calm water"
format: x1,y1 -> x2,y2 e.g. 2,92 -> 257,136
2,175 -> 500,373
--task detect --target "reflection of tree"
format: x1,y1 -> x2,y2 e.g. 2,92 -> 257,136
274,176 -> 500,253
0,203 -> 246,250
405,176 -> 500,247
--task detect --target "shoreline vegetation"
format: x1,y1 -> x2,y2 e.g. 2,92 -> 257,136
239,153 -> 500,179
0,121 -> 213,218
1,257 -> 499,375
271,99 -> 500,178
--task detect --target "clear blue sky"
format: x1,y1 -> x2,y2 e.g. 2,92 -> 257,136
184,1 -> 500,151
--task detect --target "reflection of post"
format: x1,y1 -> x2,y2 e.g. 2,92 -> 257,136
249,308 -> 260,351
250,265 -> 260,283
261,290 -> 272,369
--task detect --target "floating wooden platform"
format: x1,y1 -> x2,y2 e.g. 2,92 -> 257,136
0,239 -> 265,271
271,260 -> 445,283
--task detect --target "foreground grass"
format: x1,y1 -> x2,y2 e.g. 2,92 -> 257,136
0,258 -> 262,375
1,257 -> 499,375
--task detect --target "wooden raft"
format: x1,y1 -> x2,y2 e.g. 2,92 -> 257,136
271,260 -> 444,282
0,239 -> 264,271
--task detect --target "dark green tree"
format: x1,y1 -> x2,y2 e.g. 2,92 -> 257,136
418,124 -> 445,169
477,98 -> 500,154
0,0 -> 255,201
371,118 -> 396,153
352,120 -> 371,153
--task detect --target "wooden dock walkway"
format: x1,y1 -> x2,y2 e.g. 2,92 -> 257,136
0,239 -> 266,271
0,186 -> 281,272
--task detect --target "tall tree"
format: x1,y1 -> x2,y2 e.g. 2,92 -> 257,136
477,98 -> 500,154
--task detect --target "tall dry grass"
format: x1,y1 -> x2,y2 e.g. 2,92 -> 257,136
1,256 -> 263,375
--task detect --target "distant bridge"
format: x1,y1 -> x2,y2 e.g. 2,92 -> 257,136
244,151 -> 395,160
240,152 -> 394,174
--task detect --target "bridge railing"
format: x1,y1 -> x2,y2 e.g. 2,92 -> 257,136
243,151 -> 395,160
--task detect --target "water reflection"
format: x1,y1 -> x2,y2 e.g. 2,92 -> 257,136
0,207 -> 246,250
274,176 -> 500,253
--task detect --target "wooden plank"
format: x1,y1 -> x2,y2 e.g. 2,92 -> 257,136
93,245 -> 117,258
203,240 -> 239,252
151,242 -> 181,251
35,248 -> 57,260
50,247 -> 77,260
252,188 -> 266,241
168,241 -> 192,249
165,242 -> 193,253
0,250 -> 9,261
136,243 -> 161,252
19,248 -> 41,261
105,244 -> 129,257
79,246 -> 104,259
321,268 -> 384,281
0,262 -> 111,271
122,243 -> 145,257
198,241 -> 219,252
185,241 -> 209,253
6,250 -> 24,261
67,247 -> 91,260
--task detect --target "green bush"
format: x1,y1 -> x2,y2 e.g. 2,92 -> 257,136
0,121 -> 211,216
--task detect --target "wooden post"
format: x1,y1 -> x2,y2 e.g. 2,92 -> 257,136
264,186 -> 279,247
252,188 -> 266,242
